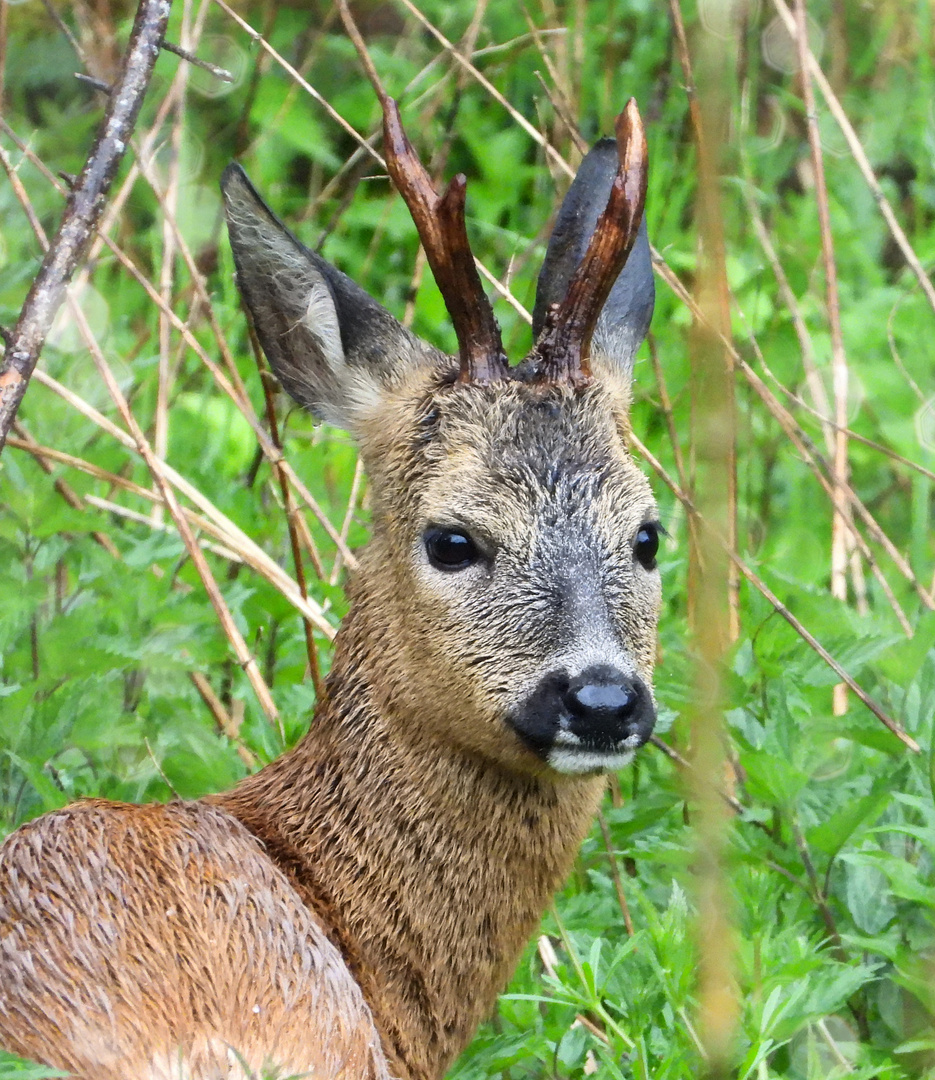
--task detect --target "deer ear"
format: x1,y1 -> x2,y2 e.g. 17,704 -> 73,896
221,164 -> 439,431
532,138 -> 655,383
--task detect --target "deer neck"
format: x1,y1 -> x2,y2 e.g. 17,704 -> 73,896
216,603 -> 604,1080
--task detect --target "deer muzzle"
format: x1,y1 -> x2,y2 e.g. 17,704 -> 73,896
507,664 -> 656,775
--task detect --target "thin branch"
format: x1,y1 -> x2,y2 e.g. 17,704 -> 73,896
161,38 -> 234,82
0,0 -> 171,453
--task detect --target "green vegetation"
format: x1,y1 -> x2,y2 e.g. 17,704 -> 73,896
1,0 -> 933,1077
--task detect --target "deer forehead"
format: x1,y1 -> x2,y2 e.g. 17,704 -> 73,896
368,378 -> 654,550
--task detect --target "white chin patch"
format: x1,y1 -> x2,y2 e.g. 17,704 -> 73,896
546,747 -> 637,775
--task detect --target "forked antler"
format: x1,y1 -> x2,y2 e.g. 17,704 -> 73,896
527,99 -> 649,386
381,99 -> 509,385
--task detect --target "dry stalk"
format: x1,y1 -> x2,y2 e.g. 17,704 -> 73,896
680,6 -> 739,1070
792,0 -> 851,716
667,0 -> 740,646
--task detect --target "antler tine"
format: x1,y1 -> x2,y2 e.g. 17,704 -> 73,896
381,98 -> 508,385
531,98 -> 649,387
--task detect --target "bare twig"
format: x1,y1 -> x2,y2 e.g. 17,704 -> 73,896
0,0 -> 171,452
74,73 -> 112,94
161,38 -> 234,82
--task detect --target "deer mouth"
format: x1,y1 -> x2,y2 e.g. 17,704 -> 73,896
507,665 -> 656,775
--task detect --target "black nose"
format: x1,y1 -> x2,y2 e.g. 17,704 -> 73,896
562,666 -> 650,746
564,677 -> 638,722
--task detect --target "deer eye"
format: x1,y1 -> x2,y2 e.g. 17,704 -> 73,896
424,527 -> 480,571
634,523 -> 660,570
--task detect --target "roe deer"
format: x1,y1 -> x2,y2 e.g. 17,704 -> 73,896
0,95 -> 660,1080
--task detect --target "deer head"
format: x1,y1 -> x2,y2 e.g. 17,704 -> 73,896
221,100 -> 660,778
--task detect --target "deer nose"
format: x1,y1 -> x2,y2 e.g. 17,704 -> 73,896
561,666 -> 650,745
564,678 -> 637,722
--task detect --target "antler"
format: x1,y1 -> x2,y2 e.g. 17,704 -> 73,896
381,99 -> 509,385
529,99 -> 648,387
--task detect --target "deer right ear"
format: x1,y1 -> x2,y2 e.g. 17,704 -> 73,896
222,164 -> 439,431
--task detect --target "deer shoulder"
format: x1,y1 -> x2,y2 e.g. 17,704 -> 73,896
0,100 -> 659,1080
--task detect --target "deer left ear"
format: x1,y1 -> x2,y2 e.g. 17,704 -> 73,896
222,164 -> 442,432
532,138 -> 655,384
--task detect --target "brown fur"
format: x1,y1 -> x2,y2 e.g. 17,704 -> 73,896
0,149 -> 661,1079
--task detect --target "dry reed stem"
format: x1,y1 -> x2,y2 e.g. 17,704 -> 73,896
681,10 -> 739,1071
666,0 -> 740,648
